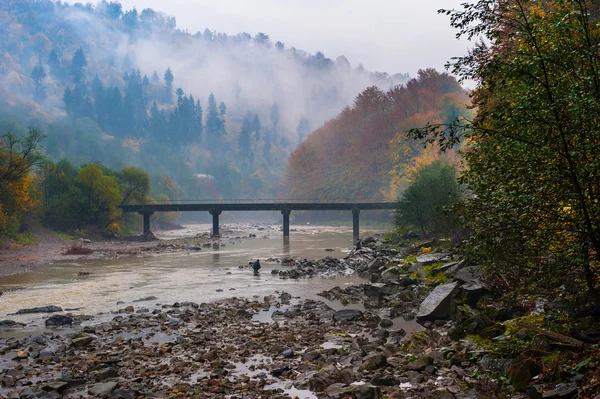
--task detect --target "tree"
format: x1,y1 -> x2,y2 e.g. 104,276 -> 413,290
410,0 -> 600,293
152,71 -> 160,83
296,117 -> 311,144
48,49 -> 60,76
119,166 -> 150,204
395,161 -> 459,235
71,47 -> 87,84
77,163 -> 121,227
205,93 -> 225,151
0,128 -> 46,237
163,67 -> 174,104
31,62 -> 46,101
238,112 -> 254,165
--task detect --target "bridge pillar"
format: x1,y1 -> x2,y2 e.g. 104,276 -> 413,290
139,212 -> 154,235
281,209 -> 292,237
352,207 -> 360,243
209,209 -> 222,236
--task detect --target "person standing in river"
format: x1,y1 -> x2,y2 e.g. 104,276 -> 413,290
252,259 -> 261,275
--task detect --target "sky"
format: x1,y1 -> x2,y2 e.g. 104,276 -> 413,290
84,0 -> 471,79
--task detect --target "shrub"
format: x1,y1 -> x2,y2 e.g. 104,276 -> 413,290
394,160 -> 459,235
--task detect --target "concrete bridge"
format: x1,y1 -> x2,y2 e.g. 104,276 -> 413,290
119,200 -> 396,241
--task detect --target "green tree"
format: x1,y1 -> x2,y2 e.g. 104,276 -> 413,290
71,47 -> 87,84
238,112 -> 254,165
163,67 -> 174,104
395,161 -> 459,235
411,0 -> 600,293
119,166 -> 151,204
31,62 -> 46,101
77,164 -> 121,227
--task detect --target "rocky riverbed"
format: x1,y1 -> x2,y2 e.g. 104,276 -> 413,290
1,237 -> 599,398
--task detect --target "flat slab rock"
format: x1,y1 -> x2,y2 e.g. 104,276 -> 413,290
416,253 -> 446,264
15,306 -> 62,314
416,282 -> 460,321
333,309 -> 364,322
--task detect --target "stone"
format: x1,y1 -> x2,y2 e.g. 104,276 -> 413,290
16,306 -> 62,314
0,320 -> 23,327
406,355 -> 433,371
108,389 -> 137,399
542,383 -> 578,398
326,382 -> 349,398
333,309 -> 364,322
461,282 -> 489,306
416,253 -> 446,264
42,381 -> 69,392
379,319 -> 393,328
19,387 -> 58,399
350,384 -> 383,399
359,354 -> 388,371
45,314 -> 73,327
453,266 -> 483,284
88,381 -> 119,397
416,282 -> 460,321
71,335 -> 94,347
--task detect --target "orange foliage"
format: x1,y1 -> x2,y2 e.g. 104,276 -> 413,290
284,69 -> 470,201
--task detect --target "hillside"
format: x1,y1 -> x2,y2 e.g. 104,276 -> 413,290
283,69 -> 470,201
0,0 -> 408,200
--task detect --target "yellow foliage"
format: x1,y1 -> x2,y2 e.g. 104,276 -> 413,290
421,247 -> 432,254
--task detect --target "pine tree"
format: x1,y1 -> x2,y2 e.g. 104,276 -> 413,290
48,49 -> 60,77
163,67 -> 174,104
238,112 -> 254,165
71,48 -> 87,84
31,62 -> 47,101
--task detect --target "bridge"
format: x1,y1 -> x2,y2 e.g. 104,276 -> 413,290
119,200 -> 396,241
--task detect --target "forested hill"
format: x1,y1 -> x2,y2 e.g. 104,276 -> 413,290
0,0 -> 407,200
284,69 -> 471,201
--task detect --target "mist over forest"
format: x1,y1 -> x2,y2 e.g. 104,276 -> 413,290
0,0 -> 409,201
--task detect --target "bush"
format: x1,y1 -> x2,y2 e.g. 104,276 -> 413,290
63,245 -> 93,255
395,161 -> 459,235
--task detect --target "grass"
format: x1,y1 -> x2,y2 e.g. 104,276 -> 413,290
15,232 -> 35,245
56,231 -> 76,241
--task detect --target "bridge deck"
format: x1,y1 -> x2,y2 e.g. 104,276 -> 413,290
120,202 -> 396,213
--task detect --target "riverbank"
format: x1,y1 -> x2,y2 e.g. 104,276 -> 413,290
1,236 -> 599,398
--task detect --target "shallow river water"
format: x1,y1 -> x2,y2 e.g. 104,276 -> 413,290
0,224 -> 388,326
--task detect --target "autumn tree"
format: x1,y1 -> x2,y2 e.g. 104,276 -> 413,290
411,0 -> 600,293
0,128 -> 45,237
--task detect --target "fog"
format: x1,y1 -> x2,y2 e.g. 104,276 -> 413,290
89,0 -> 470,78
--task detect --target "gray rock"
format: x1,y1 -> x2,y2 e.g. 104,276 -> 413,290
333,309 -> 364,322
19,387 -> 59,399
453,266 -> 483,284
406,355 -> 433,371
0,320 -> 24,327
542,383 -> 578,398
45,314 -> 73,327
359,354 -> 387,371
71,335 -> 94,347
379,319 -> 393,328
326,383 -> 348,398
416,282 -> 460,321
16,306 -> 62,314
89,381 -> 119,397
416,253 -> 445,264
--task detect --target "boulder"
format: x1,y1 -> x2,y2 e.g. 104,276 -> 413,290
416,282 -> 460,321
333,309 -> 364,322
453,266 -> 483,284
45,315 -> 73,327
0,320 -> 24,328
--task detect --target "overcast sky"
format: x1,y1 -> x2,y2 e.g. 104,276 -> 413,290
85,0 -> 470,78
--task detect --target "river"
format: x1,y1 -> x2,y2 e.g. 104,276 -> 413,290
0,224 -> 389,326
